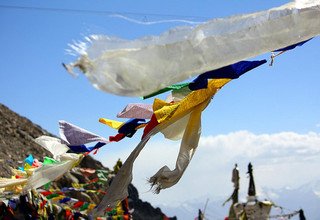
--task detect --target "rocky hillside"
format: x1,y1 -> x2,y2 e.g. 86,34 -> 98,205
0,103 -> 176,219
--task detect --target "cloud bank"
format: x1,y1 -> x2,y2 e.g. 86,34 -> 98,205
96,130 -> 320,205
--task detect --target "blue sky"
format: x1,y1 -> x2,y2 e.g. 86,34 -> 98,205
1,0 -> 320,217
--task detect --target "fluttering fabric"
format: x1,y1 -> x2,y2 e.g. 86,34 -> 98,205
118,118 -> 146,137
269,38 -> 313,65
34,136 -> 69,160
58,120 -> 110,153
143,83 -> 190,100
43,157 -> 58,165
100,118 -> 147,142
59,120 -> 109,145
25,155 -> 34,166
1,184 -> 102,218
168,85 -> 193,102
0,137 -> 83,194
67,142 -> 106,153
188,60 -> 267,91
66,0 -> 320,96
148,100 -> 208,193
0,138 -> 131,219
92,78 -> 231,216
273,38 -> 312,52
159,114 -> 190,141
22,154 -> 81,192
22,136 -> 83,192
100,118 -> 125,129
143,60 -> 267,99
117,103 -> 153,119
109,133 -> 126,142
0,178 -> 28,189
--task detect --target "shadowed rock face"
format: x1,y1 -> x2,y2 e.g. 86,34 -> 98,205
0,103 -> 176,220
128,184 -> 177,220
0,103 -> 52,178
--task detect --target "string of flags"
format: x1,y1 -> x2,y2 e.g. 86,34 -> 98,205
65,0 -> 320,97
1,37 -> 316,218
225,209 -> 306,220
0,36 -> 315,218
2,0 -> 320,218
63,2 -> 319,215
91,40 -> 314,217
0,152 -> 131,219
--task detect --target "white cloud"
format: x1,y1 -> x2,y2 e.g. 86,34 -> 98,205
95,130 -> 320,206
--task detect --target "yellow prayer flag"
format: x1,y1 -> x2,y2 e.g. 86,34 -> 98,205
154,79 -> 231,123
99,118 -> 124,129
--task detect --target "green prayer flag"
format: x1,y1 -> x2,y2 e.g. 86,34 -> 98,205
80,202 -> 89,211
46,193 -> 59,199
43,157 -> 58,165
44,182 -> 51,190
142,83 -> 189,99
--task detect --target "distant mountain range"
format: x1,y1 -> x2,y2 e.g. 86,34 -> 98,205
158,180 -> 320,220
264,180 -> 320,220
158,198 -> 228,220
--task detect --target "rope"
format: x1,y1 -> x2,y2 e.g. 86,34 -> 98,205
269,51 -> 286,66
0,4 -> 208,21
